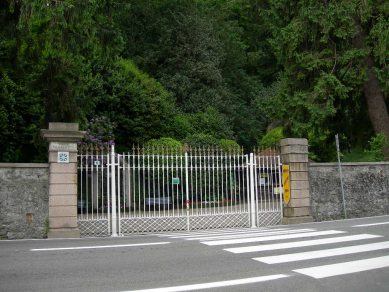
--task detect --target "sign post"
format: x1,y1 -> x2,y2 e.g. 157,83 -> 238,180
335,134 -> 347,219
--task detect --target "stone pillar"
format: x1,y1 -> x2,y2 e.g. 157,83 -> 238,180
41,123 -> 85,238
280,138 -> 313,224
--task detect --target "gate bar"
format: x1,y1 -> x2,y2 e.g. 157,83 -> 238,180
185,152 -> 190,230
111,145 -> 118,237
249,153 -> 256,228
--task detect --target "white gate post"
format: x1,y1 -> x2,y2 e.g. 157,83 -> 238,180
185,152 -> 190,231
111,145 -> 118,237
249,153 -> 257,228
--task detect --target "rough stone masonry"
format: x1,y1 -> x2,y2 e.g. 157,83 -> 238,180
310,162 -> 389,221
0,164 -> 49,239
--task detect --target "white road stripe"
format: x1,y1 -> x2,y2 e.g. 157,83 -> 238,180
224,234 -> 381,253
184,229 -> 314,241
126,274 -> 290,292
254,241 -> 389,264
353,221 -> 389,227
30,242 -> 170,251
203,230 -> 345,246
294,255 -> 389,279
169,228 -> 293,239
156,228 -> 255,237
156,228 -> 277,238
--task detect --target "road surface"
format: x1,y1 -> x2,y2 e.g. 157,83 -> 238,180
1,215 -> 389,291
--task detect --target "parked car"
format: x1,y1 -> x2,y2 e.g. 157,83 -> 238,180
144,197 -> 173,210
77,199 -> 87,212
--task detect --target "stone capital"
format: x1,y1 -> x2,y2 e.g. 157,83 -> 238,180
41,123 -> 85,143
280,138 -> 308,147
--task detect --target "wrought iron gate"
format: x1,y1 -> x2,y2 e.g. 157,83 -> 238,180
77,145 -> 283,237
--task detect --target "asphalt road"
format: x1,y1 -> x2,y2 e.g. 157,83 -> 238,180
1,216 -> 389,292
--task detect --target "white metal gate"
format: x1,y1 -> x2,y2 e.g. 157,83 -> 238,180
77,145 -> 282,237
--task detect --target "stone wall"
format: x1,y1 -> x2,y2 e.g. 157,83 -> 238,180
0,163 -> 49,239
309,162 -> 389,221
1,160 -> 389,239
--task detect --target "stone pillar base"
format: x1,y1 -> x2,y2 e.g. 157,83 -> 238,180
282,216 -> 313,225
48,228 -> 80,239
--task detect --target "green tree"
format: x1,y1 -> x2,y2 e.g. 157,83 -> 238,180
106,59 -> 178,150
171,107 -> 234,140
17,0 -> 123,123
116,0 -> 269,148
118,0 -> 226,112
262,0 -> 389,160
0,0 -> 123,161
0,1 -> 45,162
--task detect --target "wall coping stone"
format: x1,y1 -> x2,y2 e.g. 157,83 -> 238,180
0,163 -> 49,168
310,162 -> 389,167
280,138 -> 308,147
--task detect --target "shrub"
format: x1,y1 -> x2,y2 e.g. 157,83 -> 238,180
82,116 -> 115,147
258,127 -> 284,148
183,133 -> 219,148
144,137 -> 183,154
219,139 -> 241,153
366,134 -> 389,161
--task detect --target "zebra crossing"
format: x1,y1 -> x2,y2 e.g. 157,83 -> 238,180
157,226 -> 389,279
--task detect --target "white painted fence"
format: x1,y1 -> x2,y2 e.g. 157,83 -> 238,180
77,145 -> 282,237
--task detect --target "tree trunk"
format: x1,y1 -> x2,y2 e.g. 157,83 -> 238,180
363,55 -> 389,160
363,56 -> 389,139
363,56 -> 389,138
353,25 -> 389,159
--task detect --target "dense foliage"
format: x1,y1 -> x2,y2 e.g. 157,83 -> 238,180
1,0 -> 388,162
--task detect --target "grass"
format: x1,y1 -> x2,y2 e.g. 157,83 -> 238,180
341,147 -> 377,162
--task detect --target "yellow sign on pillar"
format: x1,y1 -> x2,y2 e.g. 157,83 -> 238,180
282,165 -> 290,204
